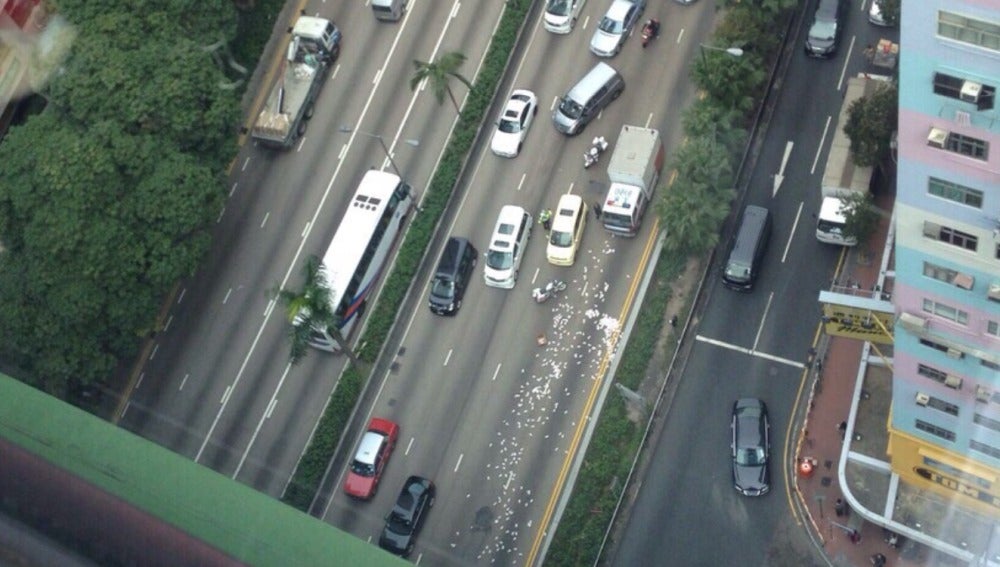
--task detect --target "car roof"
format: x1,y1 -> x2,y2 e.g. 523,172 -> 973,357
492,206 -> 527,247
607,0 -> 633,19
355,430 -> 386,466
552,194 -> 583,232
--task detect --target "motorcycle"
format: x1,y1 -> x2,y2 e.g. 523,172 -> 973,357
641,19 -> 660,48
532,279 -> 567,303
583,136 -> 609,169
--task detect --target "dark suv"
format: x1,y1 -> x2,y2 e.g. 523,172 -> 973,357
429,237 -> 477,315
804,0 -> 844,58
379,476 -> 435,557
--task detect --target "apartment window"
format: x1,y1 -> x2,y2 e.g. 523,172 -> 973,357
920,338 -> 951,353
945,132 -> 989,160
917,363 -> 949,384
923,298 -> 969,324
916,419 -> 956,441
923,262 -> 958,284
974,413 -> 1000,433
988,321 -> 1000,338
928,178 -> 983,208
932,73 -> 997,111
970,440 -> 1000,460
938,11 -> 1000,50
926,396 -> 960,416
924,222 -> 978,251
984,359 -> 1000,371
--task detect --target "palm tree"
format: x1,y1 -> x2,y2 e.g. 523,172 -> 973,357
274,255 -> 361,367
410,51 -> 473,113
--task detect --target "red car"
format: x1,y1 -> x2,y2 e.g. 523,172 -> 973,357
344,417 -> 399,499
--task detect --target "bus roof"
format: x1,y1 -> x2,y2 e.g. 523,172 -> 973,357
321,170 -> 401,309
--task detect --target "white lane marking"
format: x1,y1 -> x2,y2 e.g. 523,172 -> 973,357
531,267 -> 540,284
241,157 -> 250,172
677,28 -> 685,44
338,143 -> 348,160
450,1 -> 460,19
221,385 -> 232,405
164,315 -> 173,332
645,113 -> 653,128
233,363 -> 293,479
517,173 -> 527,192
504,470 -> 514,490
263,298 -> 276,318
811,116 -> 832,174
582,16 -> 590,29
491,363 -> 502,382
837,36 -> 857,91
223,288 -> 232,304
136,372 -> 145,390
177,288 -> 186,304
216,206 -> 225,223
581,281 -> 589,297
260,212 -> 270,229
301,221 -> 311,238
330,64 -> 339,80
753,292 -> 774,351
566,181 -> 574,195
373,68 -> 383,85
179,373 -> 189,391
454,453 -> 464,473
406,437 -> 415,456
773,141 -> 793,197
122,401 -> 131,418
444,348 -> 453,366
296,136 -> 307,153
550,96 -> 558,111
149,344 -> 159,361
229,182 -> 238,197
783,202 -> 803,263
695,335 -> 805,369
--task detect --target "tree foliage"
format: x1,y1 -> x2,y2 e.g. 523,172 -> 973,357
410,51 -> 473,112
691,50 -> 767,113
716,0 -> 797,15
874,0 -> 901,27
838,192 -> 880,247
0,0 -> 241,392
844,82 -> 898,167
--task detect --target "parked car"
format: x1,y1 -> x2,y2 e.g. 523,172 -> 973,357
731,398 -> 771,496
343,417 -> 399,499
379,476 -> 436,557
491,89 -> 538,158
867,0 -> 891,26
590,0 -> 646,57
804,0 -> 845,58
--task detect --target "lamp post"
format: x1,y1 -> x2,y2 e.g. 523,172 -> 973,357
338,126 -> 419,177
698,44 -> 744,65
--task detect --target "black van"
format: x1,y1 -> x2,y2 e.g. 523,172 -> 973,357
722,206 -> 772,292
429,237 -> 477,315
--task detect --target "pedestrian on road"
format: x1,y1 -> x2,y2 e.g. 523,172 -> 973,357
835,498 -> 847,517
593,201 -> 602,220
670,315 -> 678,328
850,529 -> 862,544
838,420 -> 848,439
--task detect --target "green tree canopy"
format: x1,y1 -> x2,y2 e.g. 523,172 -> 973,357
844,82 -> 898,167
657,177 -> 734,256
410,51 -> 473,112
691,50 -> 766,113
838,192 -> 881,248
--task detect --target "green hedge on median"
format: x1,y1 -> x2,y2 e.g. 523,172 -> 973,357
282,1 -> 532,512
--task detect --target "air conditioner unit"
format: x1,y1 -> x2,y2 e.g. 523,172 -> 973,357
944,375 -> 963,389
976,386 -> 992,403
899,312 -> 929,332
946,348 -> 964,359
960,80 -> 983,103
989,282 -> 1000,302
927,127 -> 949,148
915,392 -> 930,406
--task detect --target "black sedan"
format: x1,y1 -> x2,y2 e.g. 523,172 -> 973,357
379,476 -> 436,557
730,398 -> 771,496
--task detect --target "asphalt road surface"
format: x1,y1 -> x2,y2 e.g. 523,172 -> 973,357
319,1 -> 721,565
119,0 -> 507,498
609,2 -> 900,566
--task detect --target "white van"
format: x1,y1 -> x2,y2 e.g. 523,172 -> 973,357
546,194 -> 587,266
372,0 -> 406,21
544,0 -> 588,34
484,206 -> 533,289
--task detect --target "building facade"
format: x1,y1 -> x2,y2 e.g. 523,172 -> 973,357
891,0 -> 1000,516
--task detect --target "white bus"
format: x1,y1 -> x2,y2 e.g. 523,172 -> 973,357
306,170 -> 413,351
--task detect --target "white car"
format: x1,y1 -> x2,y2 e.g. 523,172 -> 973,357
491,89 -> 538,158
544,0 -> 588,34
484,206 -> 533,289
868,0 -> 890,26
590,0 -> 645,57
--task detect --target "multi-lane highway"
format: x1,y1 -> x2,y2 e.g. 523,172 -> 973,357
317,1 -> 720,565
119,0 -> 508,497
609,2 -> 900,565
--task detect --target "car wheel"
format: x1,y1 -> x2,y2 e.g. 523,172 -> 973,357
517,142 -> 523,154
455,299 -> 462,311
533,105 -> 539,116
304,103 -> 315,120
429,496 -> 436,508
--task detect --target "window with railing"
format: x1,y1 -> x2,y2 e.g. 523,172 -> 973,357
923,298 -> 969,325
923,222 -> 978,252
916,419 -> 956,441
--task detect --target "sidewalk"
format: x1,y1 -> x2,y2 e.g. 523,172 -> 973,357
792,191 -> 926,567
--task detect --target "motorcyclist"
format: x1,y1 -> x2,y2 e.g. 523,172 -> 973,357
643,18 -> 660,39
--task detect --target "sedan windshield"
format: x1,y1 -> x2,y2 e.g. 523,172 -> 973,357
386,511 -> 413,534
350,459 -> 375,476
550,231 -> 572,247
546,0 -> 570,15
430,278 -> 455,299
487,249 -> 513,270
736,447 -> 766,466
598,16 -> 624,34
809,20 -> 836,40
